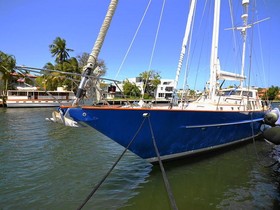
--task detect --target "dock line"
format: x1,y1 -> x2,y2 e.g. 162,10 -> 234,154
76,116 -> 147,210
147,113 -> 178,210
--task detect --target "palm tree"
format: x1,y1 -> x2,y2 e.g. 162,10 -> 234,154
49,37 -> 73,64
0,51 -> 16,95
139,70 -> 161,99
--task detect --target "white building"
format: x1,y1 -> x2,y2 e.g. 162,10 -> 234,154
126,77 -> 175,100
103,77 -> 176,101
106,77 -> 144,99
154,79 -> 175,100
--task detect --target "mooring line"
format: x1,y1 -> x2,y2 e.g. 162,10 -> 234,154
146,114 -> 178,210
76,117 -> 147,210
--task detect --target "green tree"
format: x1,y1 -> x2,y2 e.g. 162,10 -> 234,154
49,37 -> 73,64
76,52 -> 89,68
62,57 -> 80,91
44,40 -> 108,92
42,37 -> 78,91
123,80 -> 141,98
0,51 -> 16,95
76,52 -> 107,76
266,86 -> 280,100
139,70 -> 161,99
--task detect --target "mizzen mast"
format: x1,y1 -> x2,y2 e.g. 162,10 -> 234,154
209,0 -> 250,98
240,0 -> 249,88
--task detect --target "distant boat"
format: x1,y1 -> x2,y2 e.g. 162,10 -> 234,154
6,87 -> 75,108
55,0 -> 270,163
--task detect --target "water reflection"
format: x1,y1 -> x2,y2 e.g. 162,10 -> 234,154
121,141 -> 280,210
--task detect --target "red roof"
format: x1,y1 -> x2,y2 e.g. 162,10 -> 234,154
10,72 -> 37,78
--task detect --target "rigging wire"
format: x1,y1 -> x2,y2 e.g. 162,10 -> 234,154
16,65 -> 83,77
228,0 -> 240,78
142,0 -> 166,99
255,3 -> 268,88
76,117 -> 147,210
114,0 -> 152,80
15,65 -> 132,105
247,0 -> 277,169
186,0 -> 209,92
247,0 -> 256,92
147,0 -> 165,71
245,0 -> 259,163
15,65 -> 121,83
15,68 -> 71,104
188,0 -> 208,92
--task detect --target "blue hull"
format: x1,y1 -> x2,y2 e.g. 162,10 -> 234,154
62,107 -> 264,162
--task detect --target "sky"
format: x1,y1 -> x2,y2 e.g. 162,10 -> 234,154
1,0 -> 279,90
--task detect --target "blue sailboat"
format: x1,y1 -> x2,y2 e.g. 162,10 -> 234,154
55,0 -> 269,163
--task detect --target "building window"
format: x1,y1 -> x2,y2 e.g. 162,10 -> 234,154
165,87 -> 173,92
165,93 -> 172,98
163,82 -> 171,85
158,93 -> 164,98
19,92 -> 27,96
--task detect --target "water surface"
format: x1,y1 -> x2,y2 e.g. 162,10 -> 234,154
0,105 -> 280,209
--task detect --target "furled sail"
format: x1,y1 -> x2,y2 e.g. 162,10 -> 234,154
74,0 -> 118,105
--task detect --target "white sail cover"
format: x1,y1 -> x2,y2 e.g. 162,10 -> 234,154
216,58 -> 246,81
218,70 -> 246,81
